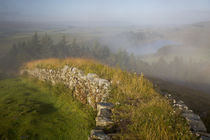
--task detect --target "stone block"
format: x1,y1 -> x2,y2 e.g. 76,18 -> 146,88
182,112 -> 201,120
188,119 -> 207,132
97,102 -> 114,111
97,108 -> 112,118
96,116 -> 114,128
90,129 -> 110,140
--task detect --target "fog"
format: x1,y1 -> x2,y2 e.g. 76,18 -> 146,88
1,0 -> 210,25
74,23 -> 209,93
0,0 -> 210,94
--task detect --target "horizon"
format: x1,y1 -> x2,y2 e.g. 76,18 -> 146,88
1,0 -> 210,26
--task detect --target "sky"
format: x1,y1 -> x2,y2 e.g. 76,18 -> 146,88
0,0 -> 210,26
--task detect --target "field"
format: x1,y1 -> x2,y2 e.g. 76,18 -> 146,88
0,77 -> 95,140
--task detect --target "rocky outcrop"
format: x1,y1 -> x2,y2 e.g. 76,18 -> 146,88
21,65 -> 115,140
164,93 -> 210,140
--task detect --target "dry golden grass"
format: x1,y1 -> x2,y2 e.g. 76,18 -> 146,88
23,58 -> 100,69
23,58 -> 196,140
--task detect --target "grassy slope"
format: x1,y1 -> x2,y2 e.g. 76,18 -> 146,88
0,77 -> 95,140
24,58 -> 196,140
148,76 -> 210,133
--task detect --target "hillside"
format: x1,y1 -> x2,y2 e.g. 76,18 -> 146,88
0,77 -> 95,139
20,58 -> 196,140
148,77 -> 210,132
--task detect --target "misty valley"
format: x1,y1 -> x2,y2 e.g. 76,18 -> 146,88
1,23 -> 210,93
0,21 -> 210,139
0,0 -> 210,139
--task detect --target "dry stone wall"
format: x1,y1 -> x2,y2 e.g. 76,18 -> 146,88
21,65 -> 114,140
22,65 -> 210,139
89,102 -> 114,140
22,65 -> 110,109
164,93 -> 210,140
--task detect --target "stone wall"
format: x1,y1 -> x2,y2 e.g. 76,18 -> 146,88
164,93 -> 210,140
22,65 -> 110,109
21,65 -> 114,140
22,65 -> 210,139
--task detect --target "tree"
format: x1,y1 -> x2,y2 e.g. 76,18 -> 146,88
31,32 -> 39,46
40,33 -> 53,58
56,35 -> 68,58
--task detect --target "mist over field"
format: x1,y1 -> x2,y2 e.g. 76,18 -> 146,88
1,0 -> 210,138
0,0 -> 210,94
0,0 -> 210,93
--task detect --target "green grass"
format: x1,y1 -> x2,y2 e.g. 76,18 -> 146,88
24,58 -> 196,140
0,77 -> 95,140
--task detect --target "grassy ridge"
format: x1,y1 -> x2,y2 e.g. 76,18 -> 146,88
24,58 -> 195,140
0,77 -> 95,140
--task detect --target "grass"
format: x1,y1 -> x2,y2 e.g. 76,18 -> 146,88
0,77 -> 95,140
148,76 -> 210,133
24,58 -> 196,140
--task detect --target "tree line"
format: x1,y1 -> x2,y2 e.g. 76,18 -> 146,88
0,33 -> 147,73
0,33 -> 209,93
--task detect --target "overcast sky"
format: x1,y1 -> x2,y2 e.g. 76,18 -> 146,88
1,0 -> 210,26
